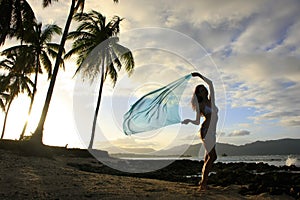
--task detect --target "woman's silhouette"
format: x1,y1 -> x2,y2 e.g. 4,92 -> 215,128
182,72 -> 218,191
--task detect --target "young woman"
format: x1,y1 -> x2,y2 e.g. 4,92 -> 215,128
182,72 -> 218,191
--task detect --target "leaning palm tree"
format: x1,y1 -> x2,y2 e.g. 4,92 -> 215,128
0,53 -> 33,139
30,0 -> 85,144
32,0 -> 119,145
66,10 -> 134,149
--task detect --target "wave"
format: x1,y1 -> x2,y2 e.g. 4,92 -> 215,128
286,155 -> 298,166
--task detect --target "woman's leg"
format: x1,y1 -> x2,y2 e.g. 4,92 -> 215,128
198,153 -> 209,186
199,147 -> 217,190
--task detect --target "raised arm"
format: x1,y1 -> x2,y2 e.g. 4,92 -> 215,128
191,72 -> 216,107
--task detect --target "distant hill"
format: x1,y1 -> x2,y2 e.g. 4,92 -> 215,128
108,138 -> 300,158
182,138 -> 300,157
104,146 -> 157,154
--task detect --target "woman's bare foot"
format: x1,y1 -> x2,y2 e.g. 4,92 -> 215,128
198,182 -> 208,192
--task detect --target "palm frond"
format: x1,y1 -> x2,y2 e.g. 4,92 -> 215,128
46,43 -> 60,59
46,43 -> 65,70
0,59 -> 14,71
107,62 -> 117,86
1,45 -> 29,56
40,51 -> 52,79
74,0 -> 85,14
0,0 -> 36,45
69,9 -> 135,86
105,16 -> 122,36
113,43 -> 135,75
73,12 -> 94,23
46,42 -> 60,51
0,98 -> 6,111
65,39 -> 92,59
20,76 -> 34,96
43,0 -> 59,8
67,31 -> 95,41
41,24 -> 62,43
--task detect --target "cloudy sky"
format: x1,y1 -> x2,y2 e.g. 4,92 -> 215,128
1,0 -> 300,152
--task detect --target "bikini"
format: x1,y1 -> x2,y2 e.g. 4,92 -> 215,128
203,105 -> 212,115
200,105 -> 217,154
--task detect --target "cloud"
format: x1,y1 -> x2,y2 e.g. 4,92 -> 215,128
228,130 -> 250,137
218,132 -> 226,137
13,0 -> 300,146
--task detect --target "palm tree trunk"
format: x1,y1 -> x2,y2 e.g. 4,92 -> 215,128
1,98 -> 13,139
88,64 -> 105,149
30,0 -> 77,145
20,55 -> 39,140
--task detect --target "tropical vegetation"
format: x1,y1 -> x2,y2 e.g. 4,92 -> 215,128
0,0 -> 133,151
66,10 -> 134,148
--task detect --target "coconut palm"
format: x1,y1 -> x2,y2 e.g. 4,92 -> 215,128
30,0 -> 85,144
32,0 -> 119,145
1,22 -> 62,140
1,22 -> 63,140
66,10 -> 134,149
0,52 -> 34,139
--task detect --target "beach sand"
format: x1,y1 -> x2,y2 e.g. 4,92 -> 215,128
0,149 -> 294,200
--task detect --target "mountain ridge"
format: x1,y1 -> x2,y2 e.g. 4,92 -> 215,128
109,138 -> 300,157
184,138 -> 300,157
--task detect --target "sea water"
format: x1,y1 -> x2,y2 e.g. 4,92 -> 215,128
115,155 -> 300,167
216,154 -> 300,167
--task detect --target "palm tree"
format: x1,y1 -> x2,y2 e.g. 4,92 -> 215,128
30,0 -> 84,145
66,10 -> 134,149
0,52 -> 34,139
31,0 -> 119,145
2,22 -> 63,140
1,0 -> 120,146
0,0 -> 64,144
1,22 -> 62,140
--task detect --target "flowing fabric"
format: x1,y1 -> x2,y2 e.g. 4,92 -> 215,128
123,74 -> 192,135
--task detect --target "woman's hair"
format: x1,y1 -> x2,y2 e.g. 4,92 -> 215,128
191,85 -> 209,111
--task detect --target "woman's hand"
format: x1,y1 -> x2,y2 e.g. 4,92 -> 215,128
181,119 -> 190,124
191,72 -> 202,78
192,72 -> 212,84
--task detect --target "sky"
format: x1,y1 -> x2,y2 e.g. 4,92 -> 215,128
0,0 -> 300,153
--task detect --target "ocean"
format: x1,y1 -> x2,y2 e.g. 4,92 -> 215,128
216,154 -> 300,167
115,154 -> 300,167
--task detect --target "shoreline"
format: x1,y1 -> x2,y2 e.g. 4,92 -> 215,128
0,142 -> 299,199
109,154 -> 300,167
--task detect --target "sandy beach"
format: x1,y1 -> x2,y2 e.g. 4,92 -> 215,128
0,147 -> 296,200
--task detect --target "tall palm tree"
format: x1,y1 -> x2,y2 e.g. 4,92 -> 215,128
1,22 -> 62,140
31,0 -> 119,145
30,0 -> 84,145
3,22 -> 63,140
0,52 -> 33,139
0,0 -> 64,144
66,10 -> 134,149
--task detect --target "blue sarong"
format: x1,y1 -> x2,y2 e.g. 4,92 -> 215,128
123,74 -> 192,135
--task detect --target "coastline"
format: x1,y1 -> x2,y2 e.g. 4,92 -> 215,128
0,143 -> 299,199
